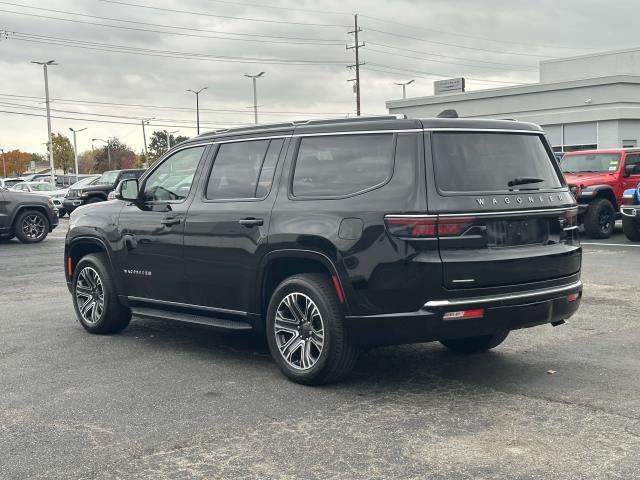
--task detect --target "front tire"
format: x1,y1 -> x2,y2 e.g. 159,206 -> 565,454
14,210 -> 49,243
622,216 -> 640,241
440,331 -> 509,354
72,253 -> 131,334
266,273 -> 358,385
583,198 -> 615,239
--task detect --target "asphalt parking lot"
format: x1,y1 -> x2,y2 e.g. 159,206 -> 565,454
1,218 -> 639,479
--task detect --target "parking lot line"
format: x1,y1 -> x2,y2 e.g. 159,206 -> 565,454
581,242 -> 640,248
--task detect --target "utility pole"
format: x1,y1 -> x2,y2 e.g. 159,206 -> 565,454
69,127 -> 87,181
31,60 -> 58,184
244,72 -> 265,124
187,87 -> 207,134
92,138 -> 111,170
394,79 -> 415,99
347,14 -> 364,116
165,130 -> 178,152
0,148 -> 5,178
141,119 -> 151,167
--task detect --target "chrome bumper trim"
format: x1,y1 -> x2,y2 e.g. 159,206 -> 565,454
423,280 -> 582,308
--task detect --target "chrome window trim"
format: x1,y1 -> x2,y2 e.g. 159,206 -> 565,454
425,128 -> 543,134
423,280 -> 582,308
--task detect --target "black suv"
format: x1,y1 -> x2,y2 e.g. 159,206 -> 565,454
0,187 -> 59,243
63,169 -> 145,214
65,116 -> 582,384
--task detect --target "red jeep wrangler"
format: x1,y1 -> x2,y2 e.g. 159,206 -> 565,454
561,149 -> 640,238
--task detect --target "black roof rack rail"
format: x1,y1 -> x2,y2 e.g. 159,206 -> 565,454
197,114 -> 408,138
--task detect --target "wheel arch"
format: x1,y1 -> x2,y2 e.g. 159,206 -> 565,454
66,236 -> 113,284
581,185 -> 618,209
255,249 -> 348,335
10,204 -> 51,230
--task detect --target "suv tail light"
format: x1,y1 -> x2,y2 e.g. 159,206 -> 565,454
562,209 -> 578,230
385,215 -> 475,238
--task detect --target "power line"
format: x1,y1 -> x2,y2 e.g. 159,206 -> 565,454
201,0 -> 350,16
0,93 -> 354,116
97,0 -> 350,28
363,64 -> 528,86
4,31 -> 349,66
364,27 -> 558,59
0,3 -> 344,44
365,41 -> 538,69
359,14 -> 594,51
366,46 -> 538,72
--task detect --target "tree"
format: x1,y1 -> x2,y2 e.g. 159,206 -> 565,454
93,137 -> 136,173
77,150 -> 95,174
147,131 -> 190,164
51,133 -> 75,173
1,150 -> 31,176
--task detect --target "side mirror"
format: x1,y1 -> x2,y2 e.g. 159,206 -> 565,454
624,164 -> 637,177
115,178 -> 139,201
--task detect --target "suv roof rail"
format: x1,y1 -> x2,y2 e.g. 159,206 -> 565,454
198,114 -> 408,137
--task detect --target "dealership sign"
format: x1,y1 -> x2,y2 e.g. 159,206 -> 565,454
434,77 -> 466,95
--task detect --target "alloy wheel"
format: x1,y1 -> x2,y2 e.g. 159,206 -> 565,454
21,214 -> 46,241
274,292 -> 325,370
75,266 -> 105,325
599,209 -> 613,233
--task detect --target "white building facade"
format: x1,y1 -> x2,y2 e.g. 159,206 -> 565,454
386,48 -> 640,153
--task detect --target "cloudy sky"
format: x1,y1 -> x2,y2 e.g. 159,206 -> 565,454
1,0 -> 639,154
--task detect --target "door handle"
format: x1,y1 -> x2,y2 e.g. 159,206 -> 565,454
161,216 -> 182,226
238,217 -> 264,227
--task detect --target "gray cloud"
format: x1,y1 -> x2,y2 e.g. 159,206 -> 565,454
0,0 -> 638,153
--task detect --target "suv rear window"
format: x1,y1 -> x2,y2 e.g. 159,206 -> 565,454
432,132 -> 562,193
292,133 -> 394,198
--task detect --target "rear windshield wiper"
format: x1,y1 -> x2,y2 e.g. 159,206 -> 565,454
507,177 -> 545,187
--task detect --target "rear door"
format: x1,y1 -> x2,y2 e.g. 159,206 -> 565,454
426,129 -> 581,290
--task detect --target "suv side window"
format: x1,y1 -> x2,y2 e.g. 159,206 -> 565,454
292,133 -> 395,198
142,146 -> 205,202
206,139 -> 284,200
624,153 -> 640,174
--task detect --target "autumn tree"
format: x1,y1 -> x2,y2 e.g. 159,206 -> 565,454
147,131 -> 190,164
50,133 -> 75,173
1,150 -> 31,176
93,138 -> 136,173
77,150 -> 95,174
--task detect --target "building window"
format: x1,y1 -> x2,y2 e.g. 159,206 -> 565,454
623,140 -> 637,148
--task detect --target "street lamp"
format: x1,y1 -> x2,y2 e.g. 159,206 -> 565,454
186,87 -> 207,135
31,60 -> 58,184
92,138 -> 111,170
164,130 -> 179,151
244,72 -> 265,124
69,127 -> 87,181
393,79 -> 415,99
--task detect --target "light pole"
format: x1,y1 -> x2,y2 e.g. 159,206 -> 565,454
164,130 -> 179,152
31,60 -> 58,185
186,87 -> 207,134
141,118 -> 152,167
0,148 -> 5,178
244,72 -> 265,124
69,127 -> 87,181
393,79 -> 414,99
92,138 -> 111,170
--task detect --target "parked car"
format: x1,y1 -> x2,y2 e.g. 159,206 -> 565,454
621,183 -> 640,241
10,181 -> 69,216
561,149 -> 640,238
65,115 -> 582,385
63,169 -> 145,214
59,175 -> 101,215
0,177 -> 24,189
0,186 -> 59,243
20,173 -> 53,183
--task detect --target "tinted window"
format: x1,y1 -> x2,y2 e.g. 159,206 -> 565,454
142,146 -> 204,202
625,154 -> 640,174
432,132 -> 562,193
292,134 -> 394,197
206,139 -> 282,200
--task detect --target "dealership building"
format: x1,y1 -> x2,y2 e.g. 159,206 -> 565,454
386,48 -> 640,153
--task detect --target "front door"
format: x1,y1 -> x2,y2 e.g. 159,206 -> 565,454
622,153 -> 640,193
115,144 -> 209,303
183,136 -> 288,313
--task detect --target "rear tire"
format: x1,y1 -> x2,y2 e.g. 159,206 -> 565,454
622,216 -> 640,242
440,331 -> 509,354
14,210 -> 49,243
266,273 -> 358,385
583,198 -> 615,239
72,253 -> 131,334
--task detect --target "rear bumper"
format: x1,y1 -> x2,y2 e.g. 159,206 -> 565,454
345,280 -> 582,346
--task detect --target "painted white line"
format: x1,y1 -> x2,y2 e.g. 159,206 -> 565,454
582,242 -> 640,248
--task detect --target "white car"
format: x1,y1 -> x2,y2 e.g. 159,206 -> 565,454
11,181 -> 69,216
0,177 -> 24,189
